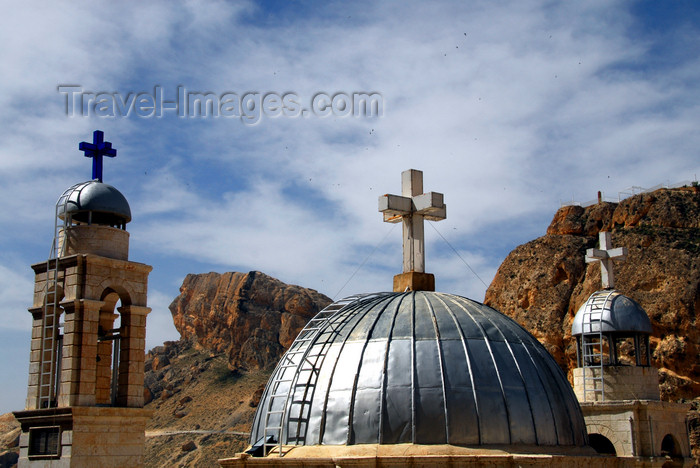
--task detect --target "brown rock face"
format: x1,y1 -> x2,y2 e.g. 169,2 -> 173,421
485,188 -> 700,401
169,271 -> 332,371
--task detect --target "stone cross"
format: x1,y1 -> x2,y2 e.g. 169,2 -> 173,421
79,130 -> 117,182
379,169 -> 446,273
586,231 -> 627,289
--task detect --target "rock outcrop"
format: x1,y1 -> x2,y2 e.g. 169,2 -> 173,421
0,413 -> 19,468
142,342 -> 272,466
484,187 -> 700,401
169,271 -> 332,372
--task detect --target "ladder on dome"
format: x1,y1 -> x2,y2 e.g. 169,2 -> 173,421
261,293 -> 381,457
37,184 -> 80,409
581,290 -> 616,402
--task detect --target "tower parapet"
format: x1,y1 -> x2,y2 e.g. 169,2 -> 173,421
56,180 -> 132,260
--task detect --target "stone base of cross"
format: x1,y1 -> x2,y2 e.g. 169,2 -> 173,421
379,169 -> 446,292
392,271 -> 436,293
586,231 -> 627,289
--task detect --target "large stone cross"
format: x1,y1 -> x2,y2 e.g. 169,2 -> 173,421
79,130 -> 117,182
586,231 -> 627,289
379,169 -> 446,274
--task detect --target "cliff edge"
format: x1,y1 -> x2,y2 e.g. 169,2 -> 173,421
484,187 -> 700,401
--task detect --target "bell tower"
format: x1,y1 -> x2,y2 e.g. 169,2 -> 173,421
13,131 -> 153,467
570,231 -> 692,464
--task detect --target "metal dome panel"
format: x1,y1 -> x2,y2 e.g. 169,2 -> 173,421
572,290 -> 652,336
57,180 -> 131,225
251,291 -> 588,451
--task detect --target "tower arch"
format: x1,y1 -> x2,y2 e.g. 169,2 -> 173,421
660,433 -> 681,457
584,423 -> 624,456
588,434 -> 617,456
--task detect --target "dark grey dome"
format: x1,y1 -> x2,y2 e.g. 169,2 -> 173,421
251,291 -> 587,449
572,290 -> 652,336
57,180 -> 131,226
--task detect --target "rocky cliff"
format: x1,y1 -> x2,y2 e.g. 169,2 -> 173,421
141,271 -> 331,465
0,414 -> 19,468
484,187 -> 700,401
169,271 -> 332,372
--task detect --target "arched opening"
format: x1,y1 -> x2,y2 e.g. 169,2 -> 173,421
611,334 -> 651,367
589,433 -> 617,455
96,289 -> 125,406
661,433 -> 681,457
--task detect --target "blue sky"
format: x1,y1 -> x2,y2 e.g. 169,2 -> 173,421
1,1 -> 699,414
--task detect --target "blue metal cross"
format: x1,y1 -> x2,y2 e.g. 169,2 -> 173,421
79,130 -> 117,182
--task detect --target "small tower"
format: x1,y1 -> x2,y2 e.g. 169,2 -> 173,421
378,169 -> 446,291
13,131 -> 153,467
572,231 -> 655,402
570,231 -> 692,464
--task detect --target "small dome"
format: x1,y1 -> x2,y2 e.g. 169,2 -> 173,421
57,180 -> 131,226
251,291 -> 587,449
572,290 -> 652,336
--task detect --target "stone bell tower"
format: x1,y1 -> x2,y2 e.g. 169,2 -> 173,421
13,131 -> 153,467
570,231 -> 692,466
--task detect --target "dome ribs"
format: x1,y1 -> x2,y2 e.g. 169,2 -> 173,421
251,292 -> 588,450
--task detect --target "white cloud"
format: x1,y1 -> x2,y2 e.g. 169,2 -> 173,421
1,0 -> 699,410
145,289 -> 180,350
0,263 -> 36,331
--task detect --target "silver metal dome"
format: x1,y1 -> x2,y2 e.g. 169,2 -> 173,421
57,180 -> 131,226
251,291 -> 587,450
572,290 -> 652,336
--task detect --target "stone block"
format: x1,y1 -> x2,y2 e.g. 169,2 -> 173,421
61,345 -> 78,359
63,333 -> 78,346
96,366 -> 112,379
61,356 -> 81,373
58,394 -> 75,406
126,395 -> 143,407
61,430 -> 73,445
130,327 -> 146,339
126,362 -> 144,375
63,284 -> 78,299
78,358 -> 96,372
80,369 -> 96,382
393,271 -> 435,292
75,394 -> 95,406
63,321 -> 76,333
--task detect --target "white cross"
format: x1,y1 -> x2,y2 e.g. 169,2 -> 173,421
378,169 -> 446,273
586,231 -> 627,289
